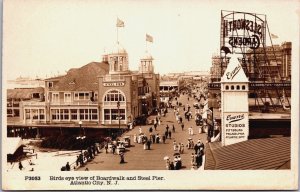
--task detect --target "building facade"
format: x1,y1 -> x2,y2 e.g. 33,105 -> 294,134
15,43 -> 160,128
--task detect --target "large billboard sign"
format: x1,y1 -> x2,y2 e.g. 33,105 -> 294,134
221,11 -> 266,54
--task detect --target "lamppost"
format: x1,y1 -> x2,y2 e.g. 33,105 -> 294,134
77,120 -> 85,151
76,135 -> 86,151
79,120 -> 84,135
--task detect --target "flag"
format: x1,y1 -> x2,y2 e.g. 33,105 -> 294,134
146,34 -> 153,43
116,18 -> 124,27
271,33 -> 278,39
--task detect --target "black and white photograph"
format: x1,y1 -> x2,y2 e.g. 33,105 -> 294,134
2,0 -> 299,190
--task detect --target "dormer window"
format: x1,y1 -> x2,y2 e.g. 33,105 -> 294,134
47,82 -> 53,88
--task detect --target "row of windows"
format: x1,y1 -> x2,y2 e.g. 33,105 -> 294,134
104,109 -> 125,120
104,90 -> 125,102
51,92 -> 98,102
25,109 -> 45,120
51,109 -> 98,121
225,85 -> 246,90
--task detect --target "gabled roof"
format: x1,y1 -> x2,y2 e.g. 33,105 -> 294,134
50,62 -> 109,91
205,137 -> 290,170
7,87 -> 44,100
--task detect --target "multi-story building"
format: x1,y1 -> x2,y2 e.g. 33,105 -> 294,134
210,54 -> 229,82
246,42 -> 292,82
7,87 -> 44,117
16,43 -> 160,129
210,42 -> 292,83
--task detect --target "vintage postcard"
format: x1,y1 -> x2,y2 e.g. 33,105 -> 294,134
2,0 -> 299,190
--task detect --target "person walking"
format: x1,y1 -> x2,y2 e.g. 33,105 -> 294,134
119,152 -> 125,164
181,123 -> 184,131
152,134 -> 156,143
180,143 -> 185,154
149,127 -> 153,133
173,141 -> 178,151
162,135 -> 166,144
188,127 -> 193,136
164,130 -> 168,139
155,134 -> 160,143
146,140 -> 151,150
172,125 -> 175,133
168,130 -> 172,139
105,142 -> 108,153
18,161 -> 23,170
112,144 -> 116,154
133,134 -> 137,143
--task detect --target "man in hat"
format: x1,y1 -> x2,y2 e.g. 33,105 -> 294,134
119,152 -> 125,164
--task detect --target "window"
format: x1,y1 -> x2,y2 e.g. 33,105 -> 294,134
242,85 -> 246,90
60,109 -> 69,120
104,90 -> 125,102
51,109 -> 60,120
32,93 -> 40,99
74,92 -> 90,100
90,109 -> 98,120
104,109 -> 125,121
32,109 -> 38,120
111,109 -> 118,120
236,85 -> 240,90
231,85 -> 234,90
39,109 -> 45,120
64,93 -> 71,102
79,109 -> 89,120
225,85 -> 229,90
52,93 -> 59,103
70,109 -> 78,120
47,82 -> 53,88
104,109 -> 110,120
25,109 -> 30,120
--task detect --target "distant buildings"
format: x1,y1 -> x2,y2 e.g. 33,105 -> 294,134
7,77 -> 45,89
210,42 -> 292,82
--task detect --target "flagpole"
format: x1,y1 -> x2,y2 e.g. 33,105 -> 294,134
117,26 -> 119,44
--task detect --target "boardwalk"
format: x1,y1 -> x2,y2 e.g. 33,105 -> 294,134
78,93 -> 208,170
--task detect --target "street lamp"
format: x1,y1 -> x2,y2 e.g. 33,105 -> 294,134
76,135 -> 86,151
79,120 -> 85,136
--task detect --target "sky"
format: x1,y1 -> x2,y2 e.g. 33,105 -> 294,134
3,0 -> 300,80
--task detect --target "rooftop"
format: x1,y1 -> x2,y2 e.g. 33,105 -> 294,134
7,87 -> 44,100
205,137 -> 290,170
49,62 -> 109,91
